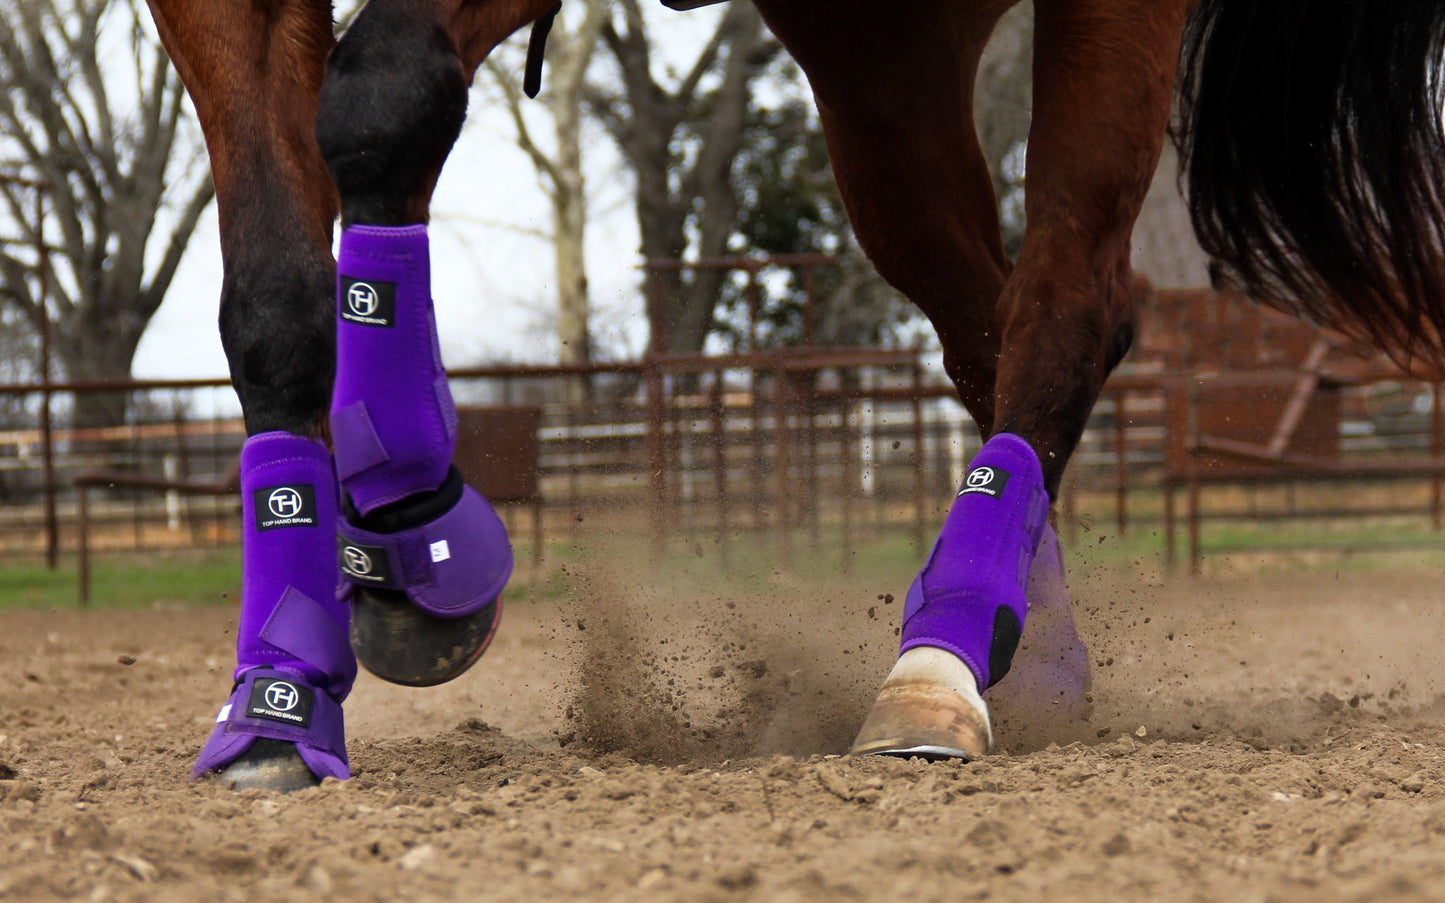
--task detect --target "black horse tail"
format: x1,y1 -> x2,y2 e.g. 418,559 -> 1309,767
1175,0 -> 1445,369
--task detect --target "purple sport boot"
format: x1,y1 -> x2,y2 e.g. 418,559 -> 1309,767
851,432 -> 1052,760
194,432 -> 356,791
332,224 -> 513,686
900,432 -> 1050,689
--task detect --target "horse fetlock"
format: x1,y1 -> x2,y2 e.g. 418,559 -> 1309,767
855,433 -> 1064,760
196,669 -> 349,787
340,465 -> 512,621
339,468 -> 512,687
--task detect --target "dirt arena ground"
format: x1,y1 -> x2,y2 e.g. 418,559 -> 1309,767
5,547 -> 1445,902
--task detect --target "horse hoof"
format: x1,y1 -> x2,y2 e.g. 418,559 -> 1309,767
849,647 -> 992,761
350,587 -> 502,687
211,738 -> 320,793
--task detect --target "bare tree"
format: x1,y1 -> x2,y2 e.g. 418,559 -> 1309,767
485,0 -> 612,373
589,0 -> 779,355
0,0 -> 214,428
712,93 -> 918,352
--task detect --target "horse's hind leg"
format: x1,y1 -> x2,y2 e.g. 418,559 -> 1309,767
764,0 -> 1190,758
146,1 -> 355,790
315,0 -> 552,686
992,1 -> 1191,485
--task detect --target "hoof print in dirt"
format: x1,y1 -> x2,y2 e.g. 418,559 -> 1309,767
211,738 -> 321,794
350,587 -> 501,688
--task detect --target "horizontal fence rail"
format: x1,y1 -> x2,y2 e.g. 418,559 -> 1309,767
6,302 -> 1445,596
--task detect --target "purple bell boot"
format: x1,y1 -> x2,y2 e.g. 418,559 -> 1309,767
194,432 -> 356,789
332,224 -> 513,686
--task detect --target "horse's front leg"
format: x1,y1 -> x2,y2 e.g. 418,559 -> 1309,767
851,0 -> 1194,758
146,1 -> 357,790
755,0 -> 1079,758
314,0 -> 555,687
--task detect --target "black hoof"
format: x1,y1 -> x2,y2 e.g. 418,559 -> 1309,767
212,738 -> 320,793
350,587 -> 501,687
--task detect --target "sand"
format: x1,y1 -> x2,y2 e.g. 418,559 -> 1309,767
4,552 -> 1445,901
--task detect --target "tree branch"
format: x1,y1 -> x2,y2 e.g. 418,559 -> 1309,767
139,173 -> 214,319
485,57 -> 563,199
674,10 -> 729,109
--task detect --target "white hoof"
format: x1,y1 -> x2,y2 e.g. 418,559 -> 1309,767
849,646 -> 993,760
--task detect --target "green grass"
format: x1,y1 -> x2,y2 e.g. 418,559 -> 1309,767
0,531 -> 697,611
3,511 -> 1439,612
1,550 -> 243,610
1062,502 -> 1445,576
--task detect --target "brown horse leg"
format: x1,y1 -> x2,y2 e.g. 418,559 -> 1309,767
316,0 -> 554,688
958,1 -> 1193,747
146,2 -> 351,791
757,2 -> 1052,758
994,0 -> 1193,495
753,0 -> 1013,433
857,0 -> 1191,759
145,1 -> 338,438
762,1 -> 1192,758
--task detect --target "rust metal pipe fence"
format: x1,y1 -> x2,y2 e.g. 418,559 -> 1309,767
0,173 -> 57,566
6,291 -> 1445,598
5,356 -> 1445,598
0,350 -> 978,602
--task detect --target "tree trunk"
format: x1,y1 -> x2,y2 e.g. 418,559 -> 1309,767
486,1 -> 608,398
548,2 -> 609,391
0,0 -> 216,431
598,0 -> 775,356
54,303 -> 148,431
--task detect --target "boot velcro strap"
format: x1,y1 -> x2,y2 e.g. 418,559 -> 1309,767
331,400 -> 390,483
258,586 -> 356,699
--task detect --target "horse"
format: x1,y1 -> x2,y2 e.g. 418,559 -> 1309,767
140,0 -> 1445,791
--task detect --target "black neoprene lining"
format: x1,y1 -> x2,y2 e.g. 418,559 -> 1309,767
343,465 -> 464,534
988,606 -> 1022,688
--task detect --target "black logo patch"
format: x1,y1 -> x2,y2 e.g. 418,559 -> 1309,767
339,540 -> 392,584
253,484 -> 318,531
340,276 -> 397,328
958,465 -> 1011,499
246,677 -> 314,728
